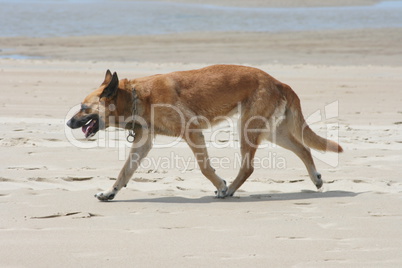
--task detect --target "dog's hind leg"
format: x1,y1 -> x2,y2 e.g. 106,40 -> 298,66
268,123 -> 323,189
95,128 -> 153,201
185,132 -> 228,198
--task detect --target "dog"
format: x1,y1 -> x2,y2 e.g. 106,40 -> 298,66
67,64 -> 342,201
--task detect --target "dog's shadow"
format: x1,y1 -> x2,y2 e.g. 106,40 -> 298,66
114,190 -> 361,204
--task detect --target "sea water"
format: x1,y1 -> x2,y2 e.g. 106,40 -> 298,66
0,0 -> 401,37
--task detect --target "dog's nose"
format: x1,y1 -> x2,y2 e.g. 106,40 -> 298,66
66,118 -> 73,128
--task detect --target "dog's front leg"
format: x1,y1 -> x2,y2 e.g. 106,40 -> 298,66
95,128 -> 152,201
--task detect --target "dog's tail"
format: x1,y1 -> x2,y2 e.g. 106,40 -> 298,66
282,83 -> 343,153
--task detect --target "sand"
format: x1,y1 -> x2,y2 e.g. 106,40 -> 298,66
2,29 -> 402,66
1,1 -> 402,267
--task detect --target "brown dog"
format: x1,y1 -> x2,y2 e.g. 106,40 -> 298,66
67,64 -> 342,201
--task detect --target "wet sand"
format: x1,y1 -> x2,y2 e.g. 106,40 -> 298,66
1,28 -> 402,65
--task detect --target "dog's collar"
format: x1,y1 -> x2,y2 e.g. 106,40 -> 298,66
126,87 -> 138,143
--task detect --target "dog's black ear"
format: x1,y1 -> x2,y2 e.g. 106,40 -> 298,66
100,71 -> 119,99
102,69 -> 113,85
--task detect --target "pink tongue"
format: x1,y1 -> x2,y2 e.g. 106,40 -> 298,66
82,120 -> 96,137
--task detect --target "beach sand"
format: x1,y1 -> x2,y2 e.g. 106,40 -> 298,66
1,2 -> 402,267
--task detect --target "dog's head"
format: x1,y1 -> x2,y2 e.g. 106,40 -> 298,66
66,70 -> 122,138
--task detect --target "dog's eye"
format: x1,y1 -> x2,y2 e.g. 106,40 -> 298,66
81,104 -> 90,111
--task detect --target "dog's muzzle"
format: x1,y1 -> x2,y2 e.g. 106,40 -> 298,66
67,114 -> 101,138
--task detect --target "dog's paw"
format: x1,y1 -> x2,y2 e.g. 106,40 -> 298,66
315,172 -> 323,189
225,186 -> 236,198
95,190 -> 116,201
214,180 -> 228,199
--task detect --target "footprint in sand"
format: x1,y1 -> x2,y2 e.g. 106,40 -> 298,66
7,166 -> 47,171
276,236 -> 308,240
62,176 -> 93,181
31,212 -> 102,219
133,177 -> 158,183
44,138 -> 62,142
176,186 -> 188,191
